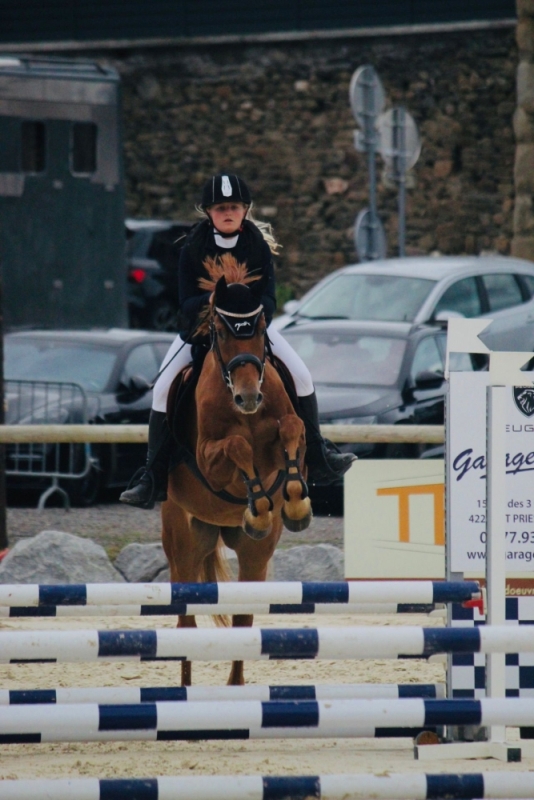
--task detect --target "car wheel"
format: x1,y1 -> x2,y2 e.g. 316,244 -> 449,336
62,463 -> 102,507
149,298 -> 179,331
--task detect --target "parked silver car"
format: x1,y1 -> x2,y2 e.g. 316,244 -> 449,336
274,256 -> 534,351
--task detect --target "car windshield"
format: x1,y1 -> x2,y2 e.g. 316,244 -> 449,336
5,341 -> 117,392
297,273 -> 437,322
284,331 -> 407,386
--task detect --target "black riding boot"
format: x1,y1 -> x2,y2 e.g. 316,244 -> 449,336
119,410 -> 171,509
299,392 -> 356,485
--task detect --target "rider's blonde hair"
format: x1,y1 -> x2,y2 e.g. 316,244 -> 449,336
195,202 -> 282,256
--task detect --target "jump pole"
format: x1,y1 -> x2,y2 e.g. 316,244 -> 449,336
1,698 -> 533,744
2,771 -> 534,800
0,580 -> 480,607
1,625 -> 533,663
0,601 -> 441,618
0,682 -> 445,706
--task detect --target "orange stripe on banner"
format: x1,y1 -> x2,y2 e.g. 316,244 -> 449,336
376,484 -> 444,546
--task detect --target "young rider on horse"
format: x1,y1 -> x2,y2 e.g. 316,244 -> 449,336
120,173 -> 355,509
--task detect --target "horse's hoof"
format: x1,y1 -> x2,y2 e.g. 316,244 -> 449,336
282,507 -> 313,532
244,518 -> 272,540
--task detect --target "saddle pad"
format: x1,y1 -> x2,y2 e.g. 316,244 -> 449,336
166,364 -> 198,449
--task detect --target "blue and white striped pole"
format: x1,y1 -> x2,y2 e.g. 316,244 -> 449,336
0,682 -> 444,706
0,580 -> 479,608
0,601 -> 438,618
0,771 -> 534,799
0,698 -> 532,744
0,625 -> 531,663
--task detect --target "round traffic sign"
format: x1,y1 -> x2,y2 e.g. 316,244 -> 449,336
349,65 -> 386,127
376,107 -> 421,171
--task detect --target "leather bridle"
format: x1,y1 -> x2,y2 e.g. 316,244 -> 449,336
209,313 -> 266,394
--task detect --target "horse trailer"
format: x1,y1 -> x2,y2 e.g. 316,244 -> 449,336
0,55 -> 127,329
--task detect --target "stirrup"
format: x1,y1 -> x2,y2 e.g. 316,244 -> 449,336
120,468 -> 157,509
125,467 -> 148,491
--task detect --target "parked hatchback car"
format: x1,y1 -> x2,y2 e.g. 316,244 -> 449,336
274,256 -> 534,352
5,329 -> 175,505
127,218 -> 193,331
281,318 -> 479,460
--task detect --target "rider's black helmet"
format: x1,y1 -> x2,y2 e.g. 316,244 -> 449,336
201,174 -> 252,208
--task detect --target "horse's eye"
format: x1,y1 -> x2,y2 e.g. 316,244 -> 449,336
217,329 -> 226,341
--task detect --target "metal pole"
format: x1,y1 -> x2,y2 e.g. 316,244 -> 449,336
363,73 -> 378,259
393,107 -> 407,258
0,278 -> 8,552
486,384 -> 507,744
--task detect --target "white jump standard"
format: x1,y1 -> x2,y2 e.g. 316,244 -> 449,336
1,698 -> 533,744
1,624 -> 532,663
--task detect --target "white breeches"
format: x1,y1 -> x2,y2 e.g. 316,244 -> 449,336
151,324 -> 314,412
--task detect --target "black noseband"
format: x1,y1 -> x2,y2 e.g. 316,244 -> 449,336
225,353 -> 264,379
210,317 -> 266,393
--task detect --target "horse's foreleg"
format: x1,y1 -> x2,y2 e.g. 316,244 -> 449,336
279,414 -> 312,532
222,435 -> 273,539
177,615 -> 196,686
162,501 -> 219,687
227,520 -> 282,686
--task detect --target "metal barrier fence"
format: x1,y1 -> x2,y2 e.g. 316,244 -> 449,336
4,380 -> 92,509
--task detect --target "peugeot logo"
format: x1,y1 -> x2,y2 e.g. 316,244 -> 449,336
514,387 -> 534,417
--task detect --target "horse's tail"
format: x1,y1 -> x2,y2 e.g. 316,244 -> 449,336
201,534 -> 232,627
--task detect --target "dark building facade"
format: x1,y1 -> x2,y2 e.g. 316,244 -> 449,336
0,1 -> 516,46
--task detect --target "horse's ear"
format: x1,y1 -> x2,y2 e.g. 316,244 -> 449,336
214,275 -> 228,307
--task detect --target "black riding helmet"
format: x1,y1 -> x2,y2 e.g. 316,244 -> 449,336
201,174 -> 252,208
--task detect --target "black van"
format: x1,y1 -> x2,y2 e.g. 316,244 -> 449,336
0,55 -> 127,330
126,218 -> 193,331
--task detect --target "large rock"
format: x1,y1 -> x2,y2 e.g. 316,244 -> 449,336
154,548 -> 238,582
271,544 -> 343,581
0,531 -> 125,584
155,546 -> 341,584
115,543 -> 168,583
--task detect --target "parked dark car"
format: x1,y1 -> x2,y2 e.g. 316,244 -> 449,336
4,329 -> 175,505
127,218 -> 193,331
282,319 -> 481,459
281,319 -> 475,511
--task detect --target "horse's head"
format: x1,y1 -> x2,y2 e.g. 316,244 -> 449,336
211,276 -> 267,414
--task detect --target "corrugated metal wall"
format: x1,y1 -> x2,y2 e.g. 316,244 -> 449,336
0,0 -> 516,45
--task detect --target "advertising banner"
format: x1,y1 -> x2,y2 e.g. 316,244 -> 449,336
344,460 -> 445,579
448,371 -> 534,573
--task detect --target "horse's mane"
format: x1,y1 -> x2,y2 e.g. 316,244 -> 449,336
195,254 -> 261,336
198,253 -> 261,291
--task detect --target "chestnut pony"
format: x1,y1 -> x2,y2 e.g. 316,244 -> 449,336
162,267 -> 312,686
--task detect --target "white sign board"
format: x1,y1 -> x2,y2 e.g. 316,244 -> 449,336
344,460 -> 445,579
448,371 -> 534,572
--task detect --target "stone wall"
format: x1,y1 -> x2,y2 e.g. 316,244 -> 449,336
514,1 -> 534,260
105,27 -> 517,297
